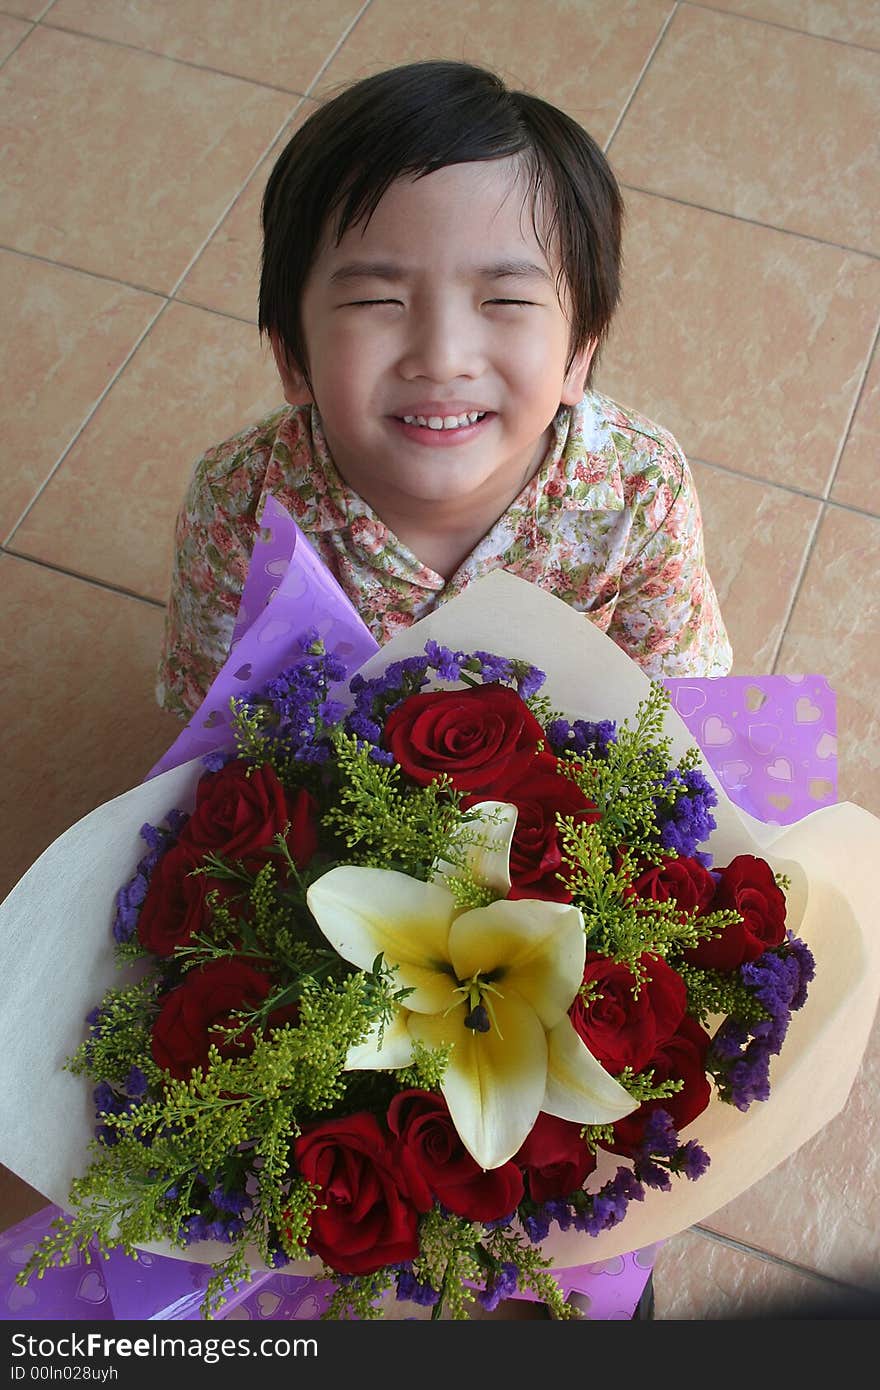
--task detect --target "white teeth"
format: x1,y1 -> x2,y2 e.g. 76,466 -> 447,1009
401,411 -> 486,430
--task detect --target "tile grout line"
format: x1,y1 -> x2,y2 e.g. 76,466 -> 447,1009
27,17 -> 315,101
822,315 -> 880,501
300,0 -> 375,101
618,181 -> 880,262
683,0 -> 880,54
163,99 -> 312,303
603,1 -> 680,155
0,16 -> 32,70
0,545 -> 166,610
687,455 -> 880,525
767,311 -> 880,674
1,298 -> 173,549
692,1224 -> 877,1293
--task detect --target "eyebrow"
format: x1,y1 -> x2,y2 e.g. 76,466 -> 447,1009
327,258 -> 554,286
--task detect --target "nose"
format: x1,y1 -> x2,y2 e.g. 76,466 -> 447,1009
397,298 -> 485,384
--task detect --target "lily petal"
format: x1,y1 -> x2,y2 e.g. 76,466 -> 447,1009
432,802 -> 517,896
408,988 -> 548,1169
543,1017 -> 637,1124
345,1008 -> 415,1071
449,898 -> 586,1029
307,866 -> 459,1013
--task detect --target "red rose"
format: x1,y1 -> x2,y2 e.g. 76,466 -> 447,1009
383,684 -> 546,796
387,1090 -> 523,1222
605,1016 -> 712,1156
137,845 -> 238,959
467,764 -> 599,902
684,854 -> 786,971
292,1113 -> 429,1275
178,760 -> 318,869
151,958 -> 289,1080
628,854 -> 716,916
514,1111 -> 597,1202
569,951 -> 687,1075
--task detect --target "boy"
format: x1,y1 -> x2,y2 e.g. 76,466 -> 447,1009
157,59 -> 731,726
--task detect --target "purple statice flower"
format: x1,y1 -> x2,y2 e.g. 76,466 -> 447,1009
543,1198 -> 574,1231
85,1006 -> 103,1031
209,1184 -> 249,1216
515,664 -> 546,700
608,1167 -> 646,1204
125,1066 -> 148,1100
522,1209 -> 551,1243
201,750 -> 231,773
346,712 -> 382,744
785,933 -> 816,1011
178,1214 -> 210,1245
396,1266 -> 441,1308
471,651 -> 514,685
477,1262 -> 518,1312
654,768 -> 718,859
138,821 -> 168,853
546,717 -> 617,760
93,1082 -> 120,1115
367,746 -> 396,765
676,1140 -> 711,1181
268,1247 -> 290,1269
635,1159 -> 672,1191
640,1108 -> 679,1159
424,640 -> 463,683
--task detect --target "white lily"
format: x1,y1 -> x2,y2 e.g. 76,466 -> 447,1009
306,857 -> 636,1170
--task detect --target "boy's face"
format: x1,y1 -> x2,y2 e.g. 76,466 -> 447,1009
273,158 -> 595,522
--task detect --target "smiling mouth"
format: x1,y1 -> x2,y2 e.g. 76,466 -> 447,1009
397,411 -> 489,431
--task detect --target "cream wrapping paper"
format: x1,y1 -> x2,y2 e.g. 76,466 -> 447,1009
0,570 -> 877,1273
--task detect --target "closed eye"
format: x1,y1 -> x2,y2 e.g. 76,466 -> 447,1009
344,299 -> 403,307
486,298 -> 535,307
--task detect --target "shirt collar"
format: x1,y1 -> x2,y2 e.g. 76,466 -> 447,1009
532,393 -> 625,515
292,391 -> 624,536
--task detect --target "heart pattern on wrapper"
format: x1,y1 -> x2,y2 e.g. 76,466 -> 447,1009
796,697 -> 821,723
745,685 -> 767,712
747,723 -> 781,756
233,664 -> 253,682
768,792 -> 793,811
702,715 -> 734,746
809,778 -> 834,801
673,686 -> 707,719
767,758 -> 794,782
816,732 -> 837,760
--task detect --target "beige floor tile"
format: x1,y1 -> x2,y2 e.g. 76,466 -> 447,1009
830,342 -> 880,516
0,26 -> 294,293
11,303 -> 284,602
702,0 -> 880,49
0,13 -> 30,59
0,1 -> 46,19
178,102 -> 314,323
690,462 -> 819,674
775,505 -> 880,817
46,0 -> 366,92
608,6 -> 880,255
317,0 -> 674,142
594,190 -> 880,493
0,554 -> 182,905
701,1001 -> 880,1290
653,1229 -> 876,1318
0,250 -> 161,542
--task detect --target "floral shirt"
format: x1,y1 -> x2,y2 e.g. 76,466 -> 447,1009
157,390 -> 732,720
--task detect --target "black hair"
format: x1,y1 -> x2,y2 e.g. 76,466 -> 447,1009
259,60 -> 624,393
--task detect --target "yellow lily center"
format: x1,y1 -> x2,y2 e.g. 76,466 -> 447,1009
449,970 -> 506,1038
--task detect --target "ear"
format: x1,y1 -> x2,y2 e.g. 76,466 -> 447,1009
270,332 -> 314,406
559,338 -> 598,407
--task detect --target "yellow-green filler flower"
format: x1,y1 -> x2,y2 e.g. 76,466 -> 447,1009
306,865 -> 636,1170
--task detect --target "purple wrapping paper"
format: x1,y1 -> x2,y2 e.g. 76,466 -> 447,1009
147,496 -> 380,780
0,503 -> 836,1320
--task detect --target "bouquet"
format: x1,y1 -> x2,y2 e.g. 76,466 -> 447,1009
1,531 -> 879,1321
